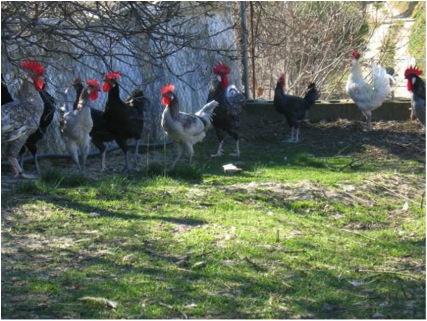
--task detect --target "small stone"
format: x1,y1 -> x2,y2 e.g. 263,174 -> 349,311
372,312 -> 384,318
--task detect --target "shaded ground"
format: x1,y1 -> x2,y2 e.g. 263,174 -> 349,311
1,120 -> 425,319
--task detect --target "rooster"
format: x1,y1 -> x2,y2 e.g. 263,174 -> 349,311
1,60 -> 45,178
18,82 -> 56,174
102,71 -> 145,171
273,74 -> 320,143
404,66 -> 425,126
346,50 -> 391,130
70,78 -> 112,171
61,79 -> 100,170
160,83 -> 218,168
207,62 -> 246,158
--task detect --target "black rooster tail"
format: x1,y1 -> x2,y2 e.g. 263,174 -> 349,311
304,83 -> 319,107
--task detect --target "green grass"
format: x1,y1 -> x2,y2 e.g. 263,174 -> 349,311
409,2 -> 426,71
379,22 -> 402,68
2,123 -> 425,319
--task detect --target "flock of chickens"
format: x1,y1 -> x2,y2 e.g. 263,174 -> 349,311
1,49 -> 425,179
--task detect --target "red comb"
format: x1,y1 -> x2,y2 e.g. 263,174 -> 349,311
105,71 -> 121,81
161,83 -> 175,96
87,79 -> 100,89
404,66 -> 422,79
20,60 -> 45,76
213,62 -> 230,75
351,50 -> 361,60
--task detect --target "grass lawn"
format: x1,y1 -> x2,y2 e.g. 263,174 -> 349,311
1,120 -> 425,318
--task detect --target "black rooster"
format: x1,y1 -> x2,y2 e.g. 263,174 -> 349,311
207,63 -> 246,158
18,87 -> 56,173
274,74 -> 320,142
405,66 -> 425,126
101,71 -> 145,171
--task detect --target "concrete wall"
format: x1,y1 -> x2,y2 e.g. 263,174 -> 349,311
243,99 -> 412,124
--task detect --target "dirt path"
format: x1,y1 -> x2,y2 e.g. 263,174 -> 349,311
393,17 -> 415,98
365,2 -> 415,98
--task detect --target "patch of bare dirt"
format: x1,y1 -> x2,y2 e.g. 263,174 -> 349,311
223,173 -> 424,209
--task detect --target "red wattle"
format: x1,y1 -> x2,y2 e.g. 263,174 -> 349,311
34,78 -> 45,91
407,79 -> 413,92
221,76 -> 229,90
102,82 -> 112,92
89,90 -> 99,101
161,96 -> 171,107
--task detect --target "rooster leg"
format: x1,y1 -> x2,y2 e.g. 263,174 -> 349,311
66,141 -> 81,171
9,156 -> 23,177
9,157 -> 35,179
80,139 -> 90,171
134,139 -> 142,164
286,127 -> 295,143
211,140 -> 224,157
295,128 -> 300,143
94,141 -> 107,171
229,139 -> 240,158
101,150 -> 107,172
19,153 -> 25,171
123,151 -> 131,172
365,111 -> 373,131
33,153 -> 41,175
171,143 -> 183,169
184,142 -> 194,165
116,138 -> 131,172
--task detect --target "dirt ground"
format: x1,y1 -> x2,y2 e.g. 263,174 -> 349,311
1,119 -> 425,190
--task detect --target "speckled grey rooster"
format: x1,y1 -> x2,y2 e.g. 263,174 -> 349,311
2,60 -> 45,178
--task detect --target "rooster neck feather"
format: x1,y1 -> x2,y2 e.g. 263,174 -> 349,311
350,60 -> 364,82
168,96 -> 180,119
107,83 -> 122,104
73,83 -> 84,110
220,75 -> 229,90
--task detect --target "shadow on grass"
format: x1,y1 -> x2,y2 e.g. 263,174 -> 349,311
2,235 -> 425,318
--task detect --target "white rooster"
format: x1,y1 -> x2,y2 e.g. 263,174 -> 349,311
61,79 -> 100,171
160,83 -> 218,168
346,50 -> 391,130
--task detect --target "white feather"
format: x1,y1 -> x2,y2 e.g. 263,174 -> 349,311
346,60 -> 391,112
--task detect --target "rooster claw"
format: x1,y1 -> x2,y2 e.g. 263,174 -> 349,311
18,172 -> 38,179
211,152 -> 224,158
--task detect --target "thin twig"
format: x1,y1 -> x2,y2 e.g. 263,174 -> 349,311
341,228 -> 377,241
356,268 -> 420,280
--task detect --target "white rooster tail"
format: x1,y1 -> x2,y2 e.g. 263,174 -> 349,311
371,63 -> 391,108
195,100 -> 219,129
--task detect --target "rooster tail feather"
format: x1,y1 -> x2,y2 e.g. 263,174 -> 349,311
303,83 -> 319,107
195,100 -> 219,129
372,63 -> 391,107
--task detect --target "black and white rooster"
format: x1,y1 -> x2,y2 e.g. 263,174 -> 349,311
207,62 -> 246,158
404,66 -> 425,126
160,83 -> 218,168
